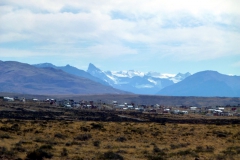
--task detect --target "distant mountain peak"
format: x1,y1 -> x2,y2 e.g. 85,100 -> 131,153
197,70 -> 221,75
157,70 -> 240,97
33,62 -> 110,86
87,63 -> 101,72
34,63 -> 56,68
87,63 -> 114,84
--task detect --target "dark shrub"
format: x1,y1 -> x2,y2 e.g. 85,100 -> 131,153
170,143 -> 190,149
212,130 -> 231,138
80,126 -> 91,132
26,149 -> 53,160
222,146 -> 240,155
65,142 -> 72,146
215,154 -> 227,160
0,146 -> 14,157
0,133 -> 10,139
177,149 -> 192,155
34,137 -> 46,143
0,146 -> 8,155
12,142 -> 25,152
176,149 -> 198,157
182,132 -> 194,136
46,140 -> 58,145
54,133 -> 66,139
233,131 -> 240,140
147,154 -> 164,160
61,148 -> 68,157
153,145 -> 166,156
10,124 -> 20,131
116,136 -> 127,142
93,140 -> 100,147
153,145 -> 161,153
39,144 -> 53,150
34,130 -> 43,134
74,134 -> 92,141
217,133 -> 227,138
195,146 -> 204,152
90,123 -> 104,130
12,146 -> 25,152
98,151 -> 123,160
151,131 -> 160,137
26,144 -> 53,160
130,127 -> 144,135
72,156 -> 84,160
205,146 -> 215,152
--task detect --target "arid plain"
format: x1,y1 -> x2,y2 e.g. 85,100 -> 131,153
0,99 -> 239,160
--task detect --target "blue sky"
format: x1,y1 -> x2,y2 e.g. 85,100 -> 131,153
0,0 -> 240,75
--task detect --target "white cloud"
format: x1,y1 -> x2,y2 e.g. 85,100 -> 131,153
0,0 -> 240,61
86,44 -> 137,57
0,48 -> 53,57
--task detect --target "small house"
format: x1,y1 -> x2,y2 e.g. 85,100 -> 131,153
127,105 -> 134,110
3,97 -> 14,102
180,111 -> 188,115
115,104 -> 125,109
190,107 -> 197,111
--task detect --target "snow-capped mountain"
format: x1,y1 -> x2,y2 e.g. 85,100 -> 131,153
107,70 -> 145,78
87,63 -> 115,85
146,72 -> 175,79
33,62 -> 191,95
87,63 -> 191,94
104,70 -> 190,85
145,72 -> 191,83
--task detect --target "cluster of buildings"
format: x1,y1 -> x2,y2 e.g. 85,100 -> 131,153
113,102 -> 240,117
1,96 -> 240,117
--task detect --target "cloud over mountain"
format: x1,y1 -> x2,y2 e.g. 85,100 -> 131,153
0,0 -> 240,75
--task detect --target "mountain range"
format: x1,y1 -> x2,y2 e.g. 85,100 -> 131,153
87,63 -> 190,94
33,62 -> 240,97
1,60 -> 239,97
0,61 -> 127,95
33,63 -> 109,86
35,63 -> 191,95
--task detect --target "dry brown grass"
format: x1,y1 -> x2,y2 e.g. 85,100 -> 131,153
0,119 -> 240,160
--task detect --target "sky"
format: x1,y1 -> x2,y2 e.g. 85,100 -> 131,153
0,0 -> 240,75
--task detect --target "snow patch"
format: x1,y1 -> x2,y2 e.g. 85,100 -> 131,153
135,84 -> 154,88
148,78 -> 157,85
105,74 -> 118,84
110,70 -> 145,78
158,73 -> 176,79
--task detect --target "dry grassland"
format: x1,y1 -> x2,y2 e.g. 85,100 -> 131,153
0,119 -> 240,160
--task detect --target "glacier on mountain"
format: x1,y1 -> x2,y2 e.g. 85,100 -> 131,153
87,63 -> 191,94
